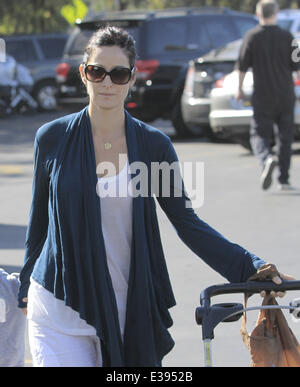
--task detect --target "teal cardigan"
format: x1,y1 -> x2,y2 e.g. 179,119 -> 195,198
18,106 -> 265,366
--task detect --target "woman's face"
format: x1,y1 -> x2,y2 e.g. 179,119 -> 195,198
79,45 -> 136,111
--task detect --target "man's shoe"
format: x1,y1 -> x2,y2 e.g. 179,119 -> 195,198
260,156 -> 278,191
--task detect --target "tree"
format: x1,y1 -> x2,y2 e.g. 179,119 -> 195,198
0,0 -> 74,35
1,0 -> 300,35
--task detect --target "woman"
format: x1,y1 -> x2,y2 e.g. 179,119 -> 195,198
18,26 -> 292,367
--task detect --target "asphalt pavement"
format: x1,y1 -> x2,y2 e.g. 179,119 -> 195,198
1,109 -> 300,367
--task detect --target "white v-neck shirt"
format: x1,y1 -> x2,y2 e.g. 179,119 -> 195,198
27,160 -> 133,339
97,159 -> 133,336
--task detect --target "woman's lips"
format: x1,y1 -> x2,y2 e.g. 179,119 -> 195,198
99,93 -> 115,96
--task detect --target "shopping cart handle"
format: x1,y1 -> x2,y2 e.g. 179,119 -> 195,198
196,280 -> 300,341
200,280 -> 300,308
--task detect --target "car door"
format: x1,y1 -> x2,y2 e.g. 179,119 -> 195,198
145,17 -> 188,59
143,17 -> 189,92
34,35 -> 68,80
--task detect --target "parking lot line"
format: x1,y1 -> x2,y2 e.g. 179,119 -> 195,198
0,165 -> 25,175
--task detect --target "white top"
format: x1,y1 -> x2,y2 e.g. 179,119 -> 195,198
28,160 -> 133,339
97,159 -> 133,337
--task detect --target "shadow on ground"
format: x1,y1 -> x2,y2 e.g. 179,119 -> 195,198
0,224 -> 26,249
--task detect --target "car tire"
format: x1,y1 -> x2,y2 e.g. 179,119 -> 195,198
33,80 -> 58,111
171,94 -> 192,138
232,133 -> 253,152
172,93 -> 215,139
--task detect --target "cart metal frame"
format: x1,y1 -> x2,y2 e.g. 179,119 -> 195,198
195,281 -> 300,367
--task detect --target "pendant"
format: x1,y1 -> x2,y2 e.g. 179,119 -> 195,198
104,142 -> 112,150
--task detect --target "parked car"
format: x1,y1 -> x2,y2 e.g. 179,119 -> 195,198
3,33 -> 68,111
181,9 -> 300,138
181,39 -> 240,137
209,68 -> 300,150
277,8 -> 300,35
55,7 -> 258,135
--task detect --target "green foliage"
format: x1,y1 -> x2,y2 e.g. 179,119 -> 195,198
91,0 -> 300,12
0,0 -> 74,35
0,0 -> 300,35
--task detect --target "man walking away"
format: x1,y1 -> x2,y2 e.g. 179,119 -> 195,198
236,0 -> 300,191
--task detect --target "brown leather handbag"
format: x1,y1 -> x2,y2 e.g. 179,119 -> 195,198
241,295 -> 300,367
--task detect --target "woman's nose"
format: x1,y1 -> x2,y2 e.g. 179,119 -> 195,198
102,73 -> 113,86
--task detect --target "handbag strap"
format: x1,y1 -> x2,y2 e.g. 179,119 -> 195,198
241,294 -> 278,349
241,293 -> 251,349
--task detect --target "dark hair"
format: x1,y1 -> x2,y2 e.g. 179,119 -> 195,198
256,0 -> 279,19
83,26 -> 137,69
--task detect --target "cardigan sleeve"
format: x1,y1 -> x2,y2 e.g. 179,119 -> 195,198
155,140 -> 265,283
18,136 -> 49,308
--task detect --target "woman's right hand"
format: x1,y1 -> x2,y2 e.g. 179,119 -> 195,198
22,298 -> 28,315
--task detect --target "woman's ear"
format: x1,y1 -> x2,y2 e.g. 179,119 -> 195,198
130,67 -> 137,87
79,64 -> 87,87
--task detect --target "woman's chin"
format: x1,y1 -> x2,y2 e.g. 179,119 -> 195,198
92,99 -> 120,111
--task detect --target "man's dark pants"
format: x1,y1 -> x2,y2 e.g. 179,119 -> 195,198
250,103 -> 295,185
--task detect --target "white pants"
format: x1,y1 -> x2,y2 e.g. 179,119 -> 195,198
28,320 -> 103,367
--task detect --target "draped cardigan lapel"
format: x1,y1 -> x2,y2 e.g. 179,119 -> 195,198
122,110 -> 176,367
48,106 -> 175,366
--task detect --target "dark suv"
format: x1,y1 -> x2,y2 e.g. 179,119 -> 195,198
3,33 -> 68,111
56,7 -> 257,135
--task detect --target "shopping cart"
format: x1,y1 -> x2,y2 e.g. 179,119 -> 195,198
195,280 -> 300,367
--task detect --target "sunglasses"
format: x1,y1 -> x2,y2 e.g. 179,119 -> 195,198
84,64 -> 135,85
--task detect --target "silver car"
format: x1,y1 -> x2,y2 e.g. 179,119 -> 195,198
181,39 -> 240,137
209,58 -> 300,150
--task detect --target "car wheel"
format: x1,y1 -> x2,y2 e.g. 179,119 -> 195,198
232,133 -> 253,152
172,94 -> 214,139
34,80 -> 58,111
295,126 -> 300,141
171,95 -> 192,138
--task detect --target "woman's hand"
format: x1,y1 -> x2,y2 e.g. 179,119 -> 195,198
235,89 -> 246,101
248,264 -> 296,298
22,298 -> 28,315
262,272 -> 296,299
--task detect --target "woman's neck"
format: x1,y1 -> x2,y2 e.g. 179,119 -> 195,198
88,103 -> 126,139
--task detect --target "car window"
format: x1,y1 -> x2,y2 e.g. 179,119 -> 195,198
146,18 -> 187,55
5,39 -> 38,63
234,17 -> 258,37
38,37 -> 67,59
205,16 -> 239,49
188,18 -> 213,55
69,29 -> 93,56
